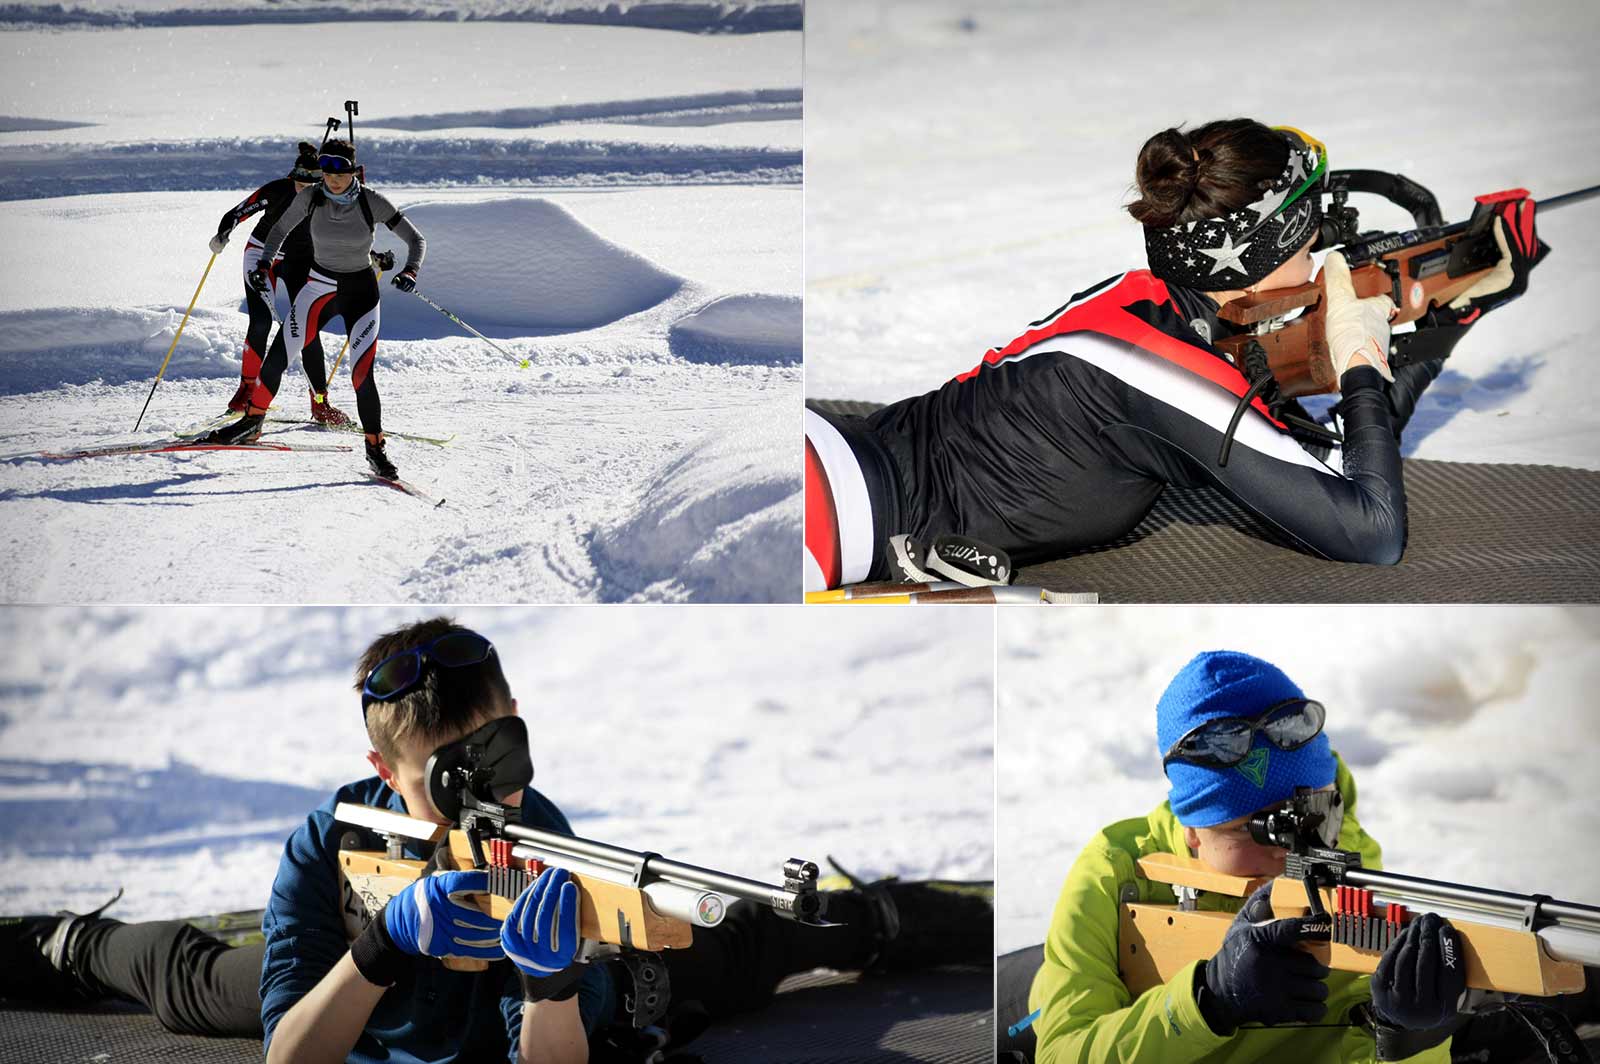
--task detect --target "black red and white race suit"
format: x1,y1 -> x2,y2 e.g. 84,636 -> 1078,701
214,179 -> 324,385
804,270 -> 1444,591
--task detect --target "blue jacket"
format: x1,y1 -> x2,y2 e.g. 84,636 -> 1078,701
260,776 -> 615,1062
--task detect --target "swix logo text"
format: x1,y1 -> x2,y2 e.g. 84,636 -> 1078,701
1442,935 -> 1457,969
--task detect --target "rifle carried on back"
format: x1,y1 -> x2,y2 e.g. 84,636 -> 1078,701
1119,788 -> 1600,1058
333,717 -> 826,1027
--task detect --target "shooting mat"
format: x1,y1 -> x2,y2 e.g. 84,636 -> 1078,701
0,966 -> 991,1064
810,400 -> 1600,603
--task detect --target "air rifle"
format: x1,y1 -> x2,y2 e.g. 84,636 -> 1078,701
333,717 -> 826,1026
1209,174 -> 1599,459
1118,787 -> 1600,1003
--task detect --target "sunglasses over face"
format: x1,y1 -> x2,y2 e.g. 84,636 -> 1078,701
318,154 -> 357,175
360,630 -> 497,717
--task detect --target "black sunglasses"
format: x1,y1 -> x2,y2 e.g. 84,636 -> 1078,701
361,630 -> 496,716
1161,698 -> 1326,772
318,154 -> 357,175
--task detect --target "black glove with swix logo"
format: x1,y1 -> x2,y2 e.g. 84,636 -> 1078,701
248,261 -> 273,295
1196,882 -> 1332,1033
1446,191 -> 1550,321
1369,912 -> 1466,1031
391,267 -> 418,294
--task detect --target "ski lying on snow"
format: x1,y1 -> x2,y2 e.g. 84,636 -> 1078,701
37,441 -> 353,461
368,473 -> 445,508
270,417 -> 455,446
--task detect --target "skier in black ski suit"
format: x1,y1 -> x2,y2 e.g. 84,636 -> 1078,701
206,139 -> 424,480
208,142 -> 348,426
803,119 -> 1546,591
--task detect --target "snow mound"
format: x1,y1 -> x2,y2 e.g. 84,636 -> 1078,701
370,89 -> 802,131
668,294 -> 800,364
375,198 -> 683,338
0,306 -> 243,393
590,394 -> 799,601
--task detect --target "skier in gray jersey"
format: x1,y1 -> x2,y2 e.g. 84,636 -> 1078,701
204,139 -> 425,480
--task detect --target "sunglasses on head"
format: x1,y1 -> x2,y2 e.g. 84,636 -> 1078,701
1161,698 -> 1326,773
318,154 -> 357,175
361,630 -> 496,716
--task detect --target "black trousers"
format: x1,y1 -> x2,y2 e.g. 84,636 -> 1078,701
71,899 -> 869,1041
256,263 -> 383,433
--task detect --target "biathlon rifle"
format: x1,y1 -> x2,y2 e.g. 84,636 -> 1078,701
1119,787 -> 1600,1048
1211,174 -> 1600,454
333,717 -> 825,1027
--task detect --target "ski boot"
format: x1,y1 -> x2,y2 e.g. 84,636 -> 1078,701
0,888 -> 122,1004
821,858 -> 993,973
201,412 -> 265,445
225,379 -> 254,414
309,389 -> 353,428
366,436 -> 398,480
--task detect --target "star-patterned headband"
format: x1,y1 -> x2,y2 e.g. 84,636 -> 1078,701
1143,127 -> 1328,292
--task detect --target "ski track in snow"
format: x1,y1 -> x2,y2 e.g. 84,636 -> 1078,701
0,19 -> 802,602
0,606 -> 994,922
804,0 -> 1600,472
996,607 -> 1600,954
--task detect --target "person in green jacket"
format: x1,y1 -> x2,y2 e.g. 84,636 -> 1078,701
1027,650 -> 1463,1063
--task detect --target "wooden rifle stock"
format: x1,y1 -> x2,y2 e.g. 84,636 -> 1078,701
1118,853 -> 1587,998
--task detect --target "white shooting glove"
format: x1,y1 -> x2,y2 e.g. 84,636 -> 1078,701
1322,250 -> 1395,384
208,234 -> 228,255
1448,217 -> 1514,309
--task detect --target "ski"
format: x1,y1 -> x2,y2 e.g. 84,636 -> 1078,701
270,416 -> 455,446
368,473 -> 445,508
173,411 -> 244,439
179,909 -> 266,949
36,440 -> 353,461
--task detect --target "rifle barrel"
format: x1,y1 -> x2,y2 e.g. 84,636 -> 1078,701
1540,183 -> 1600,212
504,821 -> 823,923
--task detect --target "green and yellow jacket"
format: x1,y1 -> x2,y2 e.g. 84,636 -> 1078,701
1027,756 -> 1449,1064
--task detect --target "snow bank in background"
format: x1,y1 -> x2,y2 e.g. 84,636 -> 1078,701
376,198 -> 682,337
0,306 -> 245,393
370,89 -> 802,131
0,0 -> 802,32
996,606 -> 1600,953
669,294 -> 800,364
0,606 -> 992,920
589,394 -> 798,601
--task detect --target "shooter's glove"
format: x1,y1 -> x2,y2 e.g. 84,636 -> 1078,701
1323,250 -> 1396,384
208,234 -> 229,255
391,267 -> 418,294
370,249 -> 396,272
502,867 -> 585,1003
247,261 -> 273,296
1448,194 -> 1550,319
1197,882 -> 1332,1034
1369,912 -> 1466,1031
350,869 -> 503,987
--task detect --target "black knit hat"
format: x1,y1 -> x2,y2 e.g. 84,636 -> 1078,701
289,141 -> 321,182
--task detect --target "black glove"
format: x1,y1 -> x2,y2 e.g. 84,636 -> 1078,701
1198,882 -> 1331,1033
517,964 -> 587,1003
391,268 -> 417,293
1370,912 -> 1466,1031
248,261 -> 273,295
1446,192 -> 1550,321
370,249 -> 396,272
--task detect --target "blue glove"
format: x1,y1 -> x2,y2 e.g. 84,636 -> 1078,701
383,869 -> 503,960
1199,882 -> 1331,1032
391,268 -> 417,293
1370,912 -> 1465,1031
502,867 -> 586,1002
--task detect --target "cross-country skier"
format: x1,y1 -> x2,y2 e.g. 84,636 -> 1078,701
205,139 -> 425,480
207,142 -> 347,426
997,650 -> 1599,1064
0,617 -> 992,1062
804,119 -> 1546,591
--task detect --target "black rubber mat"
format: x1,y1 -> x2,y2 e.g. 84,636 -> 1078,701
809,400 -> 1600,603
0,966 -> 990,1063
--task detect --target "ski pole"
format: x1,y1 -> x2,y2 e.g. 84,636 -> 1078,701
323,266 -> 386,396
409,288 -> 531,369
133,253 -> 216,432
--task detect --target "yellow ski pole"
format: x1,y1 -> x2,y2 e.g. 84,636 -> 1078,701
134,252 -> 216,432
320,267 -> 384,400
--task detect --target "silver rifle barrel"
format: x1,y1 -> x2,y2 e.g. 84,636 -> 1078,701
512,845 -> 726,928
503,821 -> 822,923
1346,867 -> 1600,966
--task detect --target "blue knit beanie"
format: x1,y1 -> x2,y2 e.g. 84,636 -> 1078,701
1157,650 -> 1335,828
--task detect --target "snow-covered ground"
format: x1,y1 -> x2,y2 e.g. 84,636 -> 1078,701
0,16 -> 802,602
0,605 -> 995,922
805,0 -> 1600,471
996,606 -> 1600,954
